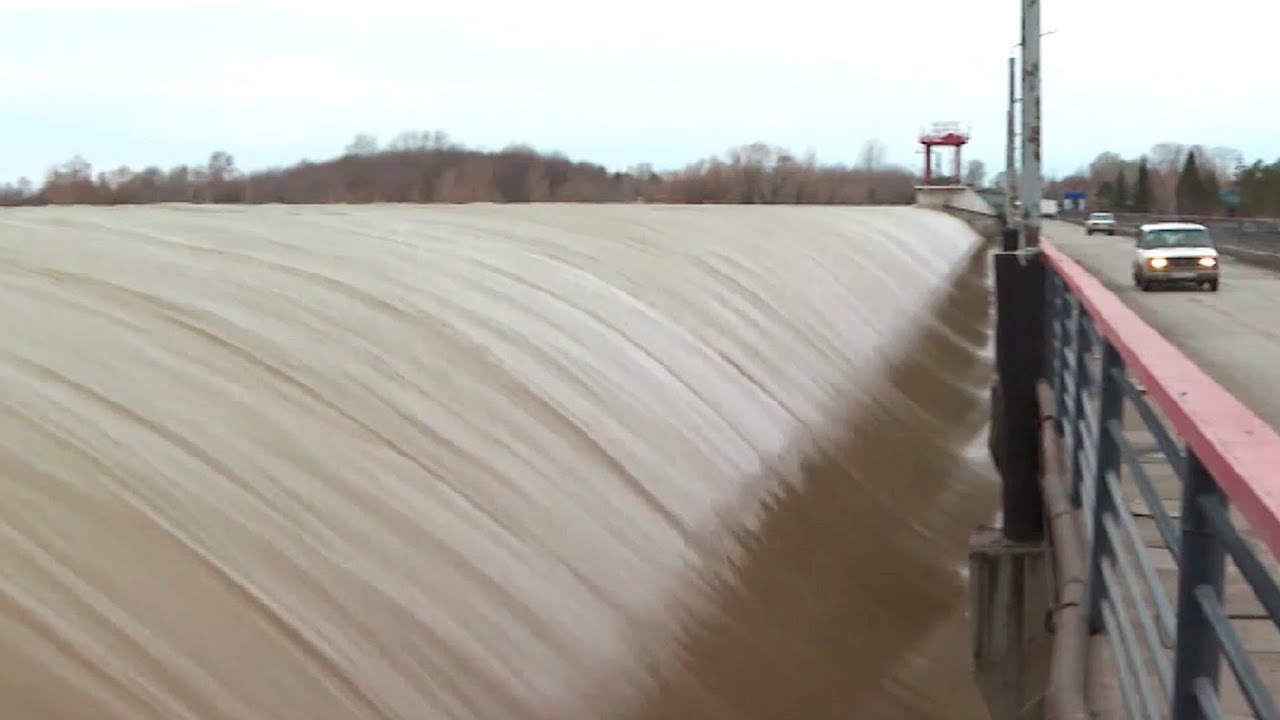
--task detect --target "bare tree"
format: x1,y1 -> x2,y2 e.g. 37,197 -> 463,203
1207,146 -> 1243,180
7,133 -> 919,208
1149,143 -> 1186,173
858,139 -> 886,170
345,133 -> 379,156
207,151 -> 236,181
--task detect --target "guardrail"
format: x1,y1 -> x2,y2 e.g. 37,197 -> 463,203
1043,238 -> 1280,719
1060,210 -> 1280,269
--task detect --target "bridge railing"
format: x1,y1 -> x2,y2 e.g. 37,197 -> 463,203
1043,239 -> 1280,719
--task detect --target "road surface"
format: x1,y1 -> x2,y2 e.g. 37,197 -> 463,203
1045,219 -> 1280,430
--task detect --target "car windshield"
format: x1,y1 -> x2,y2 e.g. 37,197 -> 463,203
1141,228 -> 1213,248
1090,213 -> 1114,220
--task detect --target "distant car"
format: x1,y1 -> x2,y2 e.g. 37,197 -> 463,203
1085,212 -> 1117,235
1131,222 -> 1220,292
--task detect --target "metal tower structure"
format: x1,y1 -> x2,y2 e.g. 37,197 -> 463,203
918,122 -> 970,185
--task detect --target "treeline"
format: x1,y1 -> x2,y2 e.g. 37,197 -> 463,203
0,131 -> 917,207
1041,142 -> 1280,217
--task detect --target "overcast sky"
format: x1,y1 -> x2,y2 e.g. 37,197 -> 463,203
1,0 -> 1274,183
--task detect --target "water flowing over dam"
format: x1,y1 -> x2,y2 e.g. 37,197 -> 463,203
0,203 -> 998,720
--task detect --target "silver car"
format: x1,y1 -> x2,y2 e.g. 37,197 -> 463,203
1085,212 -> 1117,235
1131,222 -> 1220,292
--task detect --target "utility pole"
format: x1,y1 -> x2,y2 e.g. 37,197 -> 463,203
1019,0 -> 1042,248
968,7 -> 1053,717
1006,55 -> 1017,228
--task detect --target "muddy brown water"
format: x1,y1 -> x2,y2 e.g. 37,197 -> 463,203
0,203 -> 997,720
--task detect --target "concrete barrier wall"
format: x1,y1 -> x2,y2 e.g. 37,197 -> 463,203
913,187 -> 1001,241
913,186 -> 998,217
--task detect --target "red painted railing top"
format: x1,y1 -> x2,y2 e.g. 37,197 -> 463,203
1041,239 -> 1280,557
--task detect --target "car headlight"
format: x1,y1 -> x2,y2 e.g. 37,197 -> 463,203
1198,256 -> 1217,267
1149,257 -> 1169,269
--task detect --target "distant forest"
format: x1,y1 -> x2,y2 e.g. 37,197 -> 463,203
1038,143 -> 1280,218
0,130 -> 919,207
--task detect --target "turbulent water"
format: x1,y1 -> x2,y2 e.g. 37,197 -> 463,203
0,203 -> 997,720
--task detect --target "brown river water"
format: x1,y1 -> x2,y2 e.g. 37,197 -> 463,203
0,203 -> 997,720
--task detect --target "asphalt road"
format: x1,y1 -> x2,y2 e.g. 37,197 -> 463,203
1044,219 -> 1280,430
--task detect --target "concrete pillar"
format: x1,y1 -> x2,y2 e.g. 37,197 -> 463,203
969,527 -> 1052,720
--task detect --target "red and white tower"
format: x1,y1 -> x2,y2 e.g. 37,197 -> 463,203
918,122 -> 970,185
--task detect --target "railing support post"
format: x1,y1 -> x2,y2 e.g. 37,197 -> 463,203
1170,450 -> 1227,720
1085,341 -> 1123,634
1046,275 -> 1067,434
1066,306 -> 1090,507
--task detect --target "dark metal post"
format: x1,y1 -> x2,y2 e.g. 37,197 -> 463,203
1067,307 -> 1090,506
1086,341 -> 1124,633
1001,226 -> 1019,250
991,249 -> 1047,542
1171,449 -> 1227,720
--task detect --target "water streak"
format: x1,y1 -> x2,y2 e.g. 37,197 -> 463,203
0,203 -> 996,720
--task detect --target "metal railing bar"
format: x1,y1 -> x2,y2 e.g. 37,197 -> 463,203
1109,418 -> 1182,562
1061,284 -> 1077,335
1079,389 -> 1102,444
1082,491 -> 1096,546
1051,306 -> 1069,429
1062,386 -> 1098,437
1059,335 -> 1090,379
1102,597 -> 1152,720
1062,342 -> 1096,389
1076,427 -> 1098,491
1103,511 -> 1174,694
1062,425 -> 1078,484
1067,309 -> 1093,504
1073,409 -> 1096,453
1102,558 -> 1164,719
1061,371 -> 1078,414
1077,443 -> 1098,541
1171,449 -> 1228,720
1113,366 -> 1187,479
1193,677 -> 1227,720
1081,309 -> 1103,348
1193,585 -> 1280,720
1199,496 -> 1280,633
1062,345 -> 1100,396
1102,466 -> 1178,646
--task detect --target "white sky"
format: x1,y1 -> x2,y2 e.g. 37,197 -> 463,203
1,0 -> 1274,183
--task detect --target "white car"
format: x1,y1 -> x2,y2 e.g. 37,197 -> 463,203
1131,222 -> 1220,292
1085,212 -> 1117,235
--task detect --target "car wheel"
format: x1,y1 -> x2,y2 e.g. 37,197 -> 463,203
1107,230 -> 1115,236
1085,229 -> 1093,235
1207,280 -> 1219,292
1139,278 -> 1152,292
